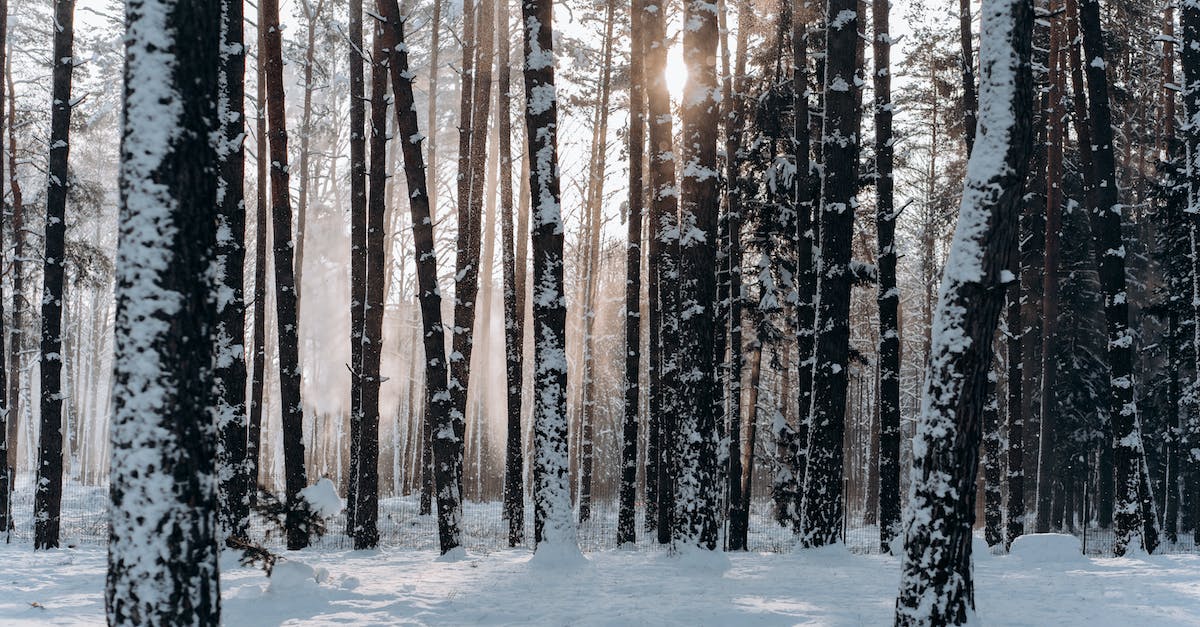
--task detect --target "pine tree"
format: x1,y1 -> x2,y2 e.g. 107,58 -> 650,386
247,14 -> 270,507
261,0 -> 311,550
1181,0 -> 1200,548
34,0 -> 77,550
520,0 -> 580,557
895,0 -> 1033,621
107,0 -> 222,619
0,0 -> 8,536
801,0 -> 860,548
347,0 -> 368,535
215,0 -> 251,544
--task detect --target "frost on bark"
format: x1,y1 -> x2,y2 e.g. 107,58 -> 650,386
983,371 -> 1004,547
895,0 -> 1033,622
34,0 -> 77,550
520,0 -> 580,557
671,0 -> 721,551
261,0 -> 310,550
347,0 -> 367,533
871,0 -> 901,553
0,0 -> 9,536
1183,0 -> 1200,548
801,0 -> 860,548
618,0 -> 646,547
215,0 -> 251,544
376,0 -> 463,553
1077,0 -> 1159,556
107,0 -> 222,621
644,0 -> 679,544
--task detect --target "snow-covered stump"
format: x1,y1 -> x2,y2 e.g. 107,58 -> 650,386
520,0 -> 581,563
107,0 -> 223,623
895,0 -> 1034,624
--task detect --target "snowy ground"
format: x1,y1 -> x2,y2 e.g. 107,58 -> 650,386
3,536 -> 1200,625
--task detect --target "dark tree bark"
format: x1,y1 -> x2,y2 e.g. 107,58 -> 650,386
644,0 -> 678,544
958,0 -> 978,154
261,0 -> 310,550
519,0 -> 578,555
721,0 -> 750,552
107,0 -> 222,619
5,65 -> 22,490
215,0 -> 251,544
983,371 -> 1003,547
1078,0 -> 1159,556
792,1 -> 816,527
34,0 -> 77,550
618,0 -> 645,547
671,0 -> 721,551
1182,0 -> 1200,549
293,0 -> 326,328
894,0 -> 1034,621
872,0 -> 900,553
376,0 -> 464,553
499,0 -> 526,548
353,25 -> 390,551
347,0 -> 368,535
0,0 -> 8,536
801,0 -> 860,548
248,18 -> 269,505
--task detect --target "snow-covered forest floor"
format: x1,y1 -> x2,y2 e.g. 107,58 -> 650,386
3,537 -> 1199,625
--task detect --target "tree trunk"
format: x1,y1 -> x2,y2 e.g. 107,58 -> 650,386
107,0 -> 222,618
895,0 -> 1033,621
354,26 -> 389,550
0,0 -> 8,536
248,15 -> 270,504
498,0 -> 526,547
619,0 -> 646,547
1182,0 -> 1200,548
871,0 -> 900,553
644,0 -> 679,545
519,0 -> 579,557
261,0 -> 310,550
5,61 -> 22,505
958,0 -> 978,154
294,0 -> 326,330
347,0 -> 368,536
34,0 -> 77,551
1078,0 -> 1159,556
376,0 -> 464,553
983,371 -> 1003,546
801,0 -> 860,548
215,0 -> 251,544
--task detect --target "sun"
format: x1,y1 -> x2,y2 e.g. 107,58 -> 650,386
665,44 -> 689,101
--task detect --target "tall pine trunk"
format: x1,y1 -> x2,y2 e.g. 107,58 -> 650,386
248,20 -> 270,504
1078,0 -> 1159,556
895,0 -> 1033,621
801,0 -> 860,548
215,0 -> 250,544
261,0 -> 310,550
0,0 -> 8,536
1182,0 -> 1200,549
107,0 -> 222,618
377,0 -> 464,553
34,0 -> 77,550
347,0 -> 368,535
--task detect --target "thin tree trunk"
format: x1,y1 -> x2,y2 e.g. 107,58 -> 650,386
872,0 -> 900,553
0,0 -> 8,536
107,0 -> 222,618
1078,0 -> 1159,556
295,0 -> 326,330
958,0 -> 978,154
261,0 -> 310,550
895,0 -> 1033,621
983,370 -> 1003,546
376,0 -> 464,553
5,61 -> 22,495
248,17 -> 270,503
1181,0 -> 1200,548
34,0 -> 77,550
347,0 -> 368,535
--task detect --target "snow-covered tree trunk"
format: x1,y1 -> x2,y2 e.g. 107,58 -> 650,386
0,0 -> 8,536
107,0 -> 222,619
895,0 -> 1033,621
871,0 -> 900,554
619,0 -> 646,547
376,0 -> 463,554
958,0 -> 978,154
520,0 -> 579,558
644,0 -> 678,544
801,0 -> 860,548
792,1 -> 816,528
353,24 -> 390,550
1078,0 -> 1159,556
34,0 -> 77,551
499,0 -> 527,548
347,0 -> 367,534
671,0 -> 721,551
1181,0 -> 1200,548
215,0 -> 251,545
261,0 -> 310,550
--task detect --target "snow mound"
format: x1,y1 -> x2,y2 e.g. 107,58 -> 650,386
268,560 -> 328,593
435,546 -> 468,563
528,542 -> 588,570
299,478 -> 343,517
670,545 -> 731,574
973,535 -> 999,559
1009,534 -> 1086,564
